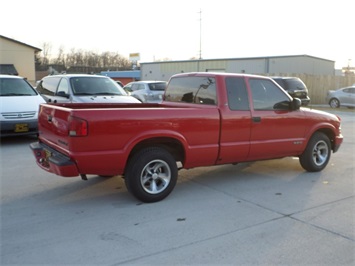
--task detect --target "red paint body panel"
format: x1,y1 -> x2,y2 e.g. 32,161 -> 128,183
30,72 -> 343,178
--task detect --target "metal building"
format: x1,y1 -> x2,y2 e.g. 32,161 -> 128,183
140,54 -> 335,81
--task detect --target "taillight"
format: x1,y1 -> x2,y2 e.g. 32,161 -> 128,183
68,116 -> 88,136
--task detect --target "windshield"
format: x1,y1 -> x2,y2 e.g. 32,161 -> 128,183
0,78 -> 38,96
70,77 -> 128,96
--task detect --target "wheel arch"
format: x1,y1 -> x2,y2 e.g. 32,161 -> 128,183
125,136 -> 186,174
311,128 -> 336,151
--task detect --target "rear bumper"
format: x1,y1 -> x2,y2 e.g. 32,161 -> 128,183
30,142 -> 79,177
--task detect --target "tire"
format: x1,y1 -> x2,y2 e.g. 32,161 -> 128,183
125,147 -> 178,203
299,132 -> 331,172
329,98 -> 340,108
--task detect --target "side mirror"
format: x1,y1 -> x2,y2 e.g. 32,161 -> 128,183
56,91 -> 69,98
291,98 -> 301,110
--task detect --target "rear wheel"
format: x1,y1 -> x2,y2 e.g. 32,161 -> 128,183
125,147 -> 178,203
299,132 -> 331,172
329,98 -> 340,108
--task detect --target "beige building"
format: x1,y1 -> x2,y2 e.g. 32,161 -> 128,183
0,35 -> 41,85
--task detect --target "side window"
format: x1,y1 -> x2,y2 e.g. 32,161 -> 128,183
249,78 -> 290,110
131,84 -> 140,91
225,77 -> 249,110
165,76 -> 217,105
344,88 -> 355,94
37,77 -> 60,96
137,84 -> 145,90
57,78 -> 69,96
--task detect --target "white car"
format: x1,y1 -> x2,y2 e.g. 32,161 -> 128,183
0,75 -> 45,137
123,81 -> 167,103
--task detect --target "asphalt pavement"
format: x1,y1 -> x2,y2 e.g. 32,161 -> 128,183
1,108 -> 354,265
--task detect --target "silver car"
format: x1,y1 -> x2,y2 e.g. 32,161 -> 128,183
36,74 -> 141,104
326,86 -> 355,108
123,81 -> 167,103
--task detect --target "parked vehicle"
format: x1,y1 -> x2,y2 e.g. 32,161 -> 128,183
30,72 -> 343,202
271,77 -> 310,106
0,75 -> 45,137
326,86 -> 355,108
115,80 -> 124,88
36,74 -> 141,103
123,81 -> 167,102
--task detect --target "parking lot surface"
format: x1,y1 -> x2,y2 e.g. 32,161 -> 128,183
1,109 -> 354,265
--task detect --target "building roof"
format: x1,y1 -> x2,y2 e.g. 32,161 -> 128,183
0,64 -> 18,75
0,35 -> 42,51
100,70 -> 140,79
141,54 -> 335,64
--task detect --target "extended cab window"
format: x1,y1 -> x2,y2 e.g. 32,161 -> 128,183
249,78 -> 290,110
165,76 -> 217,105
225,77 -> 249,110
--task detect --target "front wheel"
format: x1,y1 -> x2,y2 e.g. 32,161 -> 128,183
329,98 -> 340,108
125,147 -> 178,203
299,132 -> 331,172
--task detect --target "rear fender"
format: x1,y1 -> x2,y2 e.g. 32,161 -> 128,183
123,130 -> 189,168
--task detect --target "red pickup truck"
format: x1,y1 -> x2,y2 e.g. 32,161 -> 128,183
30,72 -> 343,202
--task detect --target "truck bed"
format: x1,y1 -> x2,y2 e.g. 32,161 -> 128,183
37,102 -> 221,176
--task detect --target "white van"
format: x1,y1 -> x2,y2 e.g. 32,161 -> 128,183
36,74 -> 141,103
0,75 -> 45,137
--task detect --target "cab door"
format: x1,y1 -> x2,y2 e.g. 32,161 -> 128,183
218,77 -> 252,164
246,78 -> 306,160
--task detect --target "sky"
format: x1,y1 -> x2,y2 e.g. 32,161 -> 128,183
1,0 -> 354,69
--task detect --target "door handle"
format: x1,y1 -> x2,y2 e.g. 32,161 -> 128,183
252,117 -> 261,123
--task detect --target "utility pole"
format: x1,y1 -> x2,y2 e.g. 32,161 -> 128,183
342,59 -> 355,76
199,9 -> 202,60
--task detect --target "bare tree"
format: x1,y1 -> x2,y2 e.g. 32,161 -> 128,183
52,45 -> 66,66
40,42 -> 52,66
36,44 -> 133,73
